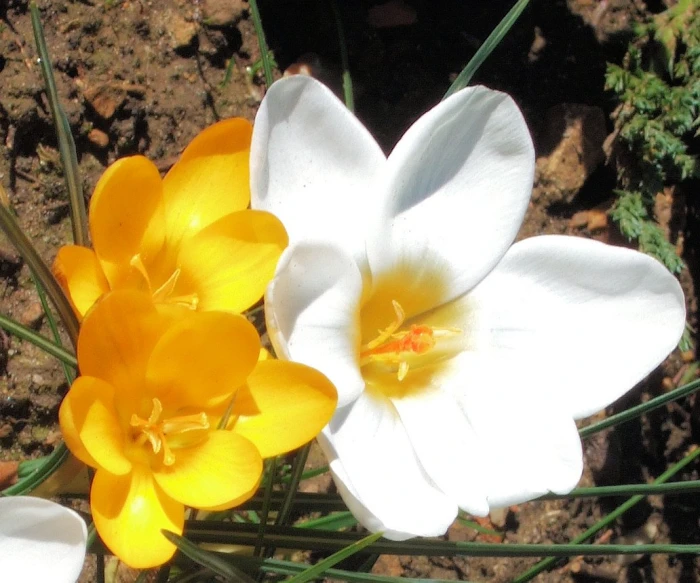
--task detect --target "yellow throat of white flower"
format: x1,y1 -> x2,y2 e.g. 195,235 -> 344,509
360,300 -> 461,396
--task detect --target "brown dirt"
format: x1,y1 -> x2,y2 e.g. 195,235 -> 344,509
1,0 -> 699,582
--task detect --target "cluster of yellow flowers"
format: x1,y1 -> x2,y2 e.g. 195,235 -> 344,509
53,118 -> 338,568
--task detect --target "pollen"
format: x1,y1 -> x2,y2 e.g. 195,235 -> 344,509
131,398 -> 210,466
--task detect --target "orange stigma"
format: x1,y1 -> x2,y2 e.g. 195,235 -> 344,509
360,301 -> 458,381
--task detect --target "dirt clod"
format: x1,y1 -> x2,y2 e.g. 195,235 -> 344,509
535,103 -> 607,204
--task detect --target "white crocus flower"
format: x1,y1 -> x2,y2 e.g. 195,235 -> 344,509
251,76 -> 686,539
0,496 -> 87,581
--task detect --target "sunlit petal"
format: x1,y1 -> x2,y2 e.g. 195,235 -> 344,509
52,245 -> 109,319
251,76 -> 385,267
89,156 -> 166,288
0,497 -> 87,582
77,290 -> 167,396
59,376 -> 131,476
229,359 -> 337,458
391,387 -> 488,515
163,118 -> 252,246
91,466 -> 183,569
146,311 -> 260,408
176,210 -> 288,313
367,85 -> 534,310
154,430 -> 262,508
439,351 -> 584,507
266,243 -> 365,407
320,391 -> 457,538
467,235 -> 686,418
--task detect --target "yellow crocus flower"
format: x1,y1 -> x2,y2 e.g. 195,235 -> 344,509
59,290 -> 337,568
54,118 -> 287,318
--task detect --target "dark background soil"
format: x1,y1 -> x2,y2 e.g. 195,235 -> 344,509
0,0 -> 699,581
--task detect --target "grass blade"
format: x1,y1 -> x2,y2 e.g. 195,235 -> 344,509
330,0 -> 354,111
0,203 -> 79,346
1,442 -> 70,495
248,0 -> 274,88
247,556 -> 476,583
297,511 -> 358,530
513,445 -> 700,582
443,0 -> 530,99
579,378 -> 700,438
287,531 -> 383,583
542,479 -> 700,500
0,312 -> 76,368
275,443 -> 311,527
163,530 -> 258,583
30,2 -> 88,246
183,519 -> 700,556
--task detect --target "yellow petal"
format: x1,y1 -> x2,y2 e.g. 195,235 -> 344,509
153,430 -> 262,509
146,311 -> 260,408
89,156 -> 166,288
52,245 -> 110,319
59,376 -> 131,475
78,290 -> 169,396
175,210 -> 288,313
91,465 -> 183,569
230,360 -> 338,458
162,118 -> 252,246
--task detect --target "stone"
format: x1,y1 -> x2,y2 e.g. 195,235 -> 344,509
18,301 -> 44,330
368,0 -> 418,28
87,127 -> 109,149
167,11 -> 198,51
83,83 -> 127,120
202,0 -> 247,28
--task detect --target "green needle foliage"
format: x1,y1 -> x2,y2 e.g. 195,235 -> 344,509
606,0 -> 700,273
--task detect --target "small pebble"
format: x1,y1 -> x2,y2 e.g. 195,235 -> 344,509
88,128 -> 109,149
19,301 -> 44,330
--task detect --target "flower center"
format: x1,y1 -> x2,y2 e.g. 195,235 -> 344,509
130,398 -> 210,466
360,300 -> 460,381
130,254 -> 199,310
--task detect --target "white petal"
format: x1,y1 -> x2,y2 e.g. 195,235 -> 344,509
467,235 -> 686,419
368,85 -> 535,305
250,76 -> 386,266
0,496 -> 87,582
391,387 -> 489,516
320,391 -> 457,538
444,352 -> 584,507
266,243 -> 365,407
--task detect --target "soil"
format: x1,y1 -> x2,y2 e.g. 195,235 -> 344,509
0,0 -> 699,582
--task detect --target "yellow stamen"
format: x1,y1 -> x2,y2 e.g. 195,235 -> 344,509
130,398 -> 210,466
151,267 -> 200,310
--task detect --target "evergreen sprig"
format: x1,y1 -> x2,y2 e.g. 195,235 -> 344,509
605,0 -> 700,273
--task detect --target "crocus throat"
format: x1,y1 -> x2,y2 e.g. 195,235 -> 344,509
130,398 -> 210,466
130,254 -> 200,310
360,300 -> 460,381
